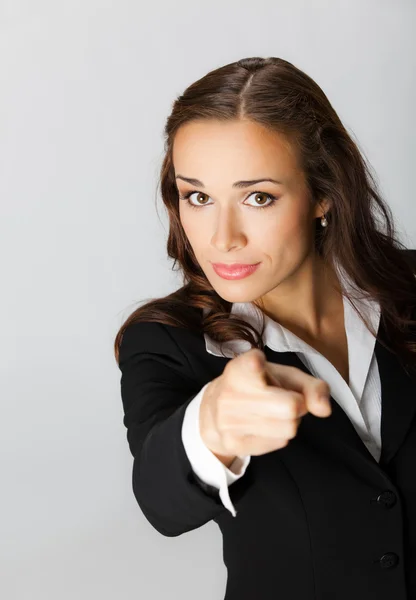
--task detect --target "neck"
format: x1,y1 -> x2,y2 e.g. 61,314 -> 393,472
254,254 -> 343,340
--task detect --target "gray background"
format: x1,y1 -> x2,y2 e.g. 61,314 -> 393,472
1,1 -> 415,598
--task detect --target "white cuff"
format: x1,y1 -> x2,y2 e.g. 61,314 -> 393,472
181,382 -> 251,517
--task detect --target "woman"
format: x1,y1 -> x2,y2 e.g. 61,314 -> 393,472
114,56 -> 416,599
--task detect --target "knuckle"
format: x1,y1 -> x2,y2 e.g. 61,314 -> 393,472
286,397 -> 300,418
216,391 -> 233,417
277,438 -> 289,448
287,421 -> 299,439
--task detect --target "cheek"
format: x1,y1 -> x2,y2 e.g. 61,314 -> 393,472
253,211 -> 300,239
253,207 -> 310,253
179,206 -> 192,237
180,211 -> 204,251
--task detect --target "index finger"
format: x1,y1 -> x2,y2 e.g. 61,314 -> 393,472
265,362 -> 331,409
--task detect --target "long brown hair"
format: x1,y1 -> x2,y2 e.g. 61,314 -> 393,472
114,56 -> 416,373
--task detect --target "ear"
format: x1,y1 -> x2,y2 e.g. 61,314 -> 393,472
314,198 -> 332,219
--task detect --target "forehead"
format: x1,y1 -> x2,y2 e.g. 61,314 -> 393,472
172,119 -> 299,181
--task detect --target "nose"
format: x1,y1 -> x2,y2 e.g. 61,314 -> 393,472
210,205 -> 247,253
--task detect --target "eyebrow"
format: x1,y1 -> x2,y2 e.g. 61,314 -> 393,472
175,175 -> 284,188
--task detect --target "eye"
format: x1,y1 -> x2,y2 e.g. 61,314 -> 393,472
180,191 -> 212,208
245,191 -> 277,209
179,190 -> 278,210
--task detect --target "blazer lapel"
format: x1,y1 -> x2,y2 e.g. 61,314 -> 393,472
264,329 -> 416,481
264,346 -> 383,477
375,336 -> 416,467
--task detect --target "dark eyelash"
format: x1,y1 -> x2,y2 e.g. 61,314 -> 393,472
178,190 -> 278,210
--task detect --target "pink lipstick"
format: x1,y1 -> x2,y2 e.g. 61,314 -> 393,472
211,262 -> 261,280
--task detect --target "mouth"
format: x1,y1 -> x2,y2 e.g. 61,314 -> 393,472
211,262 -> 261,280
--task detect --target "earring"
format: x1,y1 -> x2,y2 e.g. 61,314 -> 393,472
320,213 -> 328,227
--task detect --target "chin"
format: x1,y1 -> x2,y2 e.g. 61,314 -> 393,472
214,287 -> 263,305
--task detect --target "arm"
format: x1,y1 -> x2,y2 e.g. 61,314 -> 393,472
118,321 -> 254,536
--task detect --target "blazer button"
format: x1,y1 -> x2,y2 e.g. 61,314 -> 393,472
379,552 -> 399,569
376,490 -> 397,509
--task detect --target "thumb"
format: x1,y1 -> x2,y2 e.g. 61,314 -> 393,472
246,349 -> 283,388
244,348 -> 276,388
245,348 -> 266,372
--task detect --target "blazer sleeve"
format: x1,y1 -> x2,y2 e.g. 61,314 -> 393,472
118,320 -> 254,536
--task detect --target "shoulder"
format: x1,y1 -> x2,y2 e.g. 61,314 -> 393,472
119,321 -> 176,356
119,303 -> 202,355
119,320 -> 190,364
118,319 -> 227,386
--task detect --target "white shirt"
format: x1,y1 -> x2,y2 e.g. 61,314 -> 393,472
181,262 -> 382,517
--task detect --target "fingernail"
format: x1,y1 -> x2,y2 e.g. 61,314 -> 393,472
318,396 -> 331,414
318,396 -> 331,410
317,394 -> 329,402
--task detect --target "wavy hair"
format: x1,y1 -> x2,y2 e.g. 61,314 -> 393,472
114,56 -> 416,374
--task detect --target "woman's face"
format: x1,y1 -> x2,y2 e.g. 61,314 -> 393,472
173,118 -> 327,304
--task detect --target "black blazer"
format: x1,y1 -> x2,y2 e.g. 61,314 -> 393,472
118,265 -> 416,600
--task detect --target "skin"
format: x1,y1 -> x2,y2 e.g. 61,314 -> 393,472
173,118 -> 349,382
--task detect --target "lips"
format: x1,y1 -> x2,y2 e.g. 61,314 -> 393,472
211,262 -> 261,280
213,263 -> 256,269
